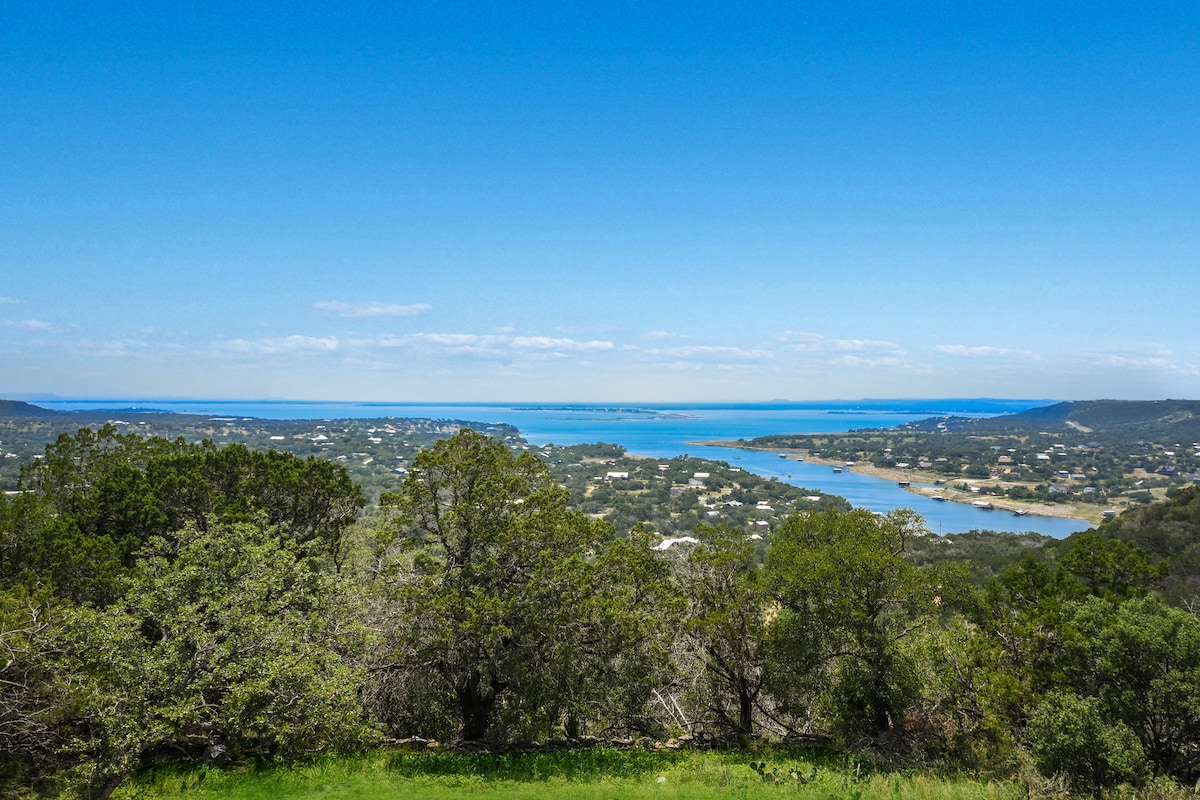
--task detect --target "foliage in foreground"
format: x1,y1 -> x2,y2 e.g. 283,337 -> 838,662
7,427 -> 1200,799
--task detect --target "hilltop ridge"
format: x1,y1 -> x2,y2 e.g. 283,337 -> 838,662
915,399 -> 1200,443
0,400 -> 63,418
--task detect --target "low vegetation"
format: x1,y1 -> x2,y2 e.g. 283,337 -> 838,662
114,748 -> 1031,800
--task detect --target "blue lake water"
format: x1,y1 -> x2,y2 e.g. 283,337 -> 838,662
35,399 -> 1092,537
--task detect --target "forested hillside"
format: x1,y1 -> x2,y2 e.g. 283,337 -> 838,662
4,426 -> 1200,799
987,399 -> 1200,440
1095,484 -> 1200,605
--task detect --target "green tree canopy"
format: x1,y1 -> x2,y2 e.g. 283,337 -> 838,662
52,518 -> 370,799
7,426 -> 363,604
367,429 -> 670,742
677,524 -> 770,737
765,508 -> 952,738
1059,594 -> 1200,781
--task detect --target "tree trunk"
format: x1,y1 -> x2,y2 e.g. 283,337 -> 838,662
737,676 -> 754,736
89,773 -> 125,800
456,671 -> 497,741
871,663 -> 894,733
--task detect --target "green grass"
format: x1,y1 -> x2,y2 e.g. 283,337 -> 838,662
117,748 -> 1024,800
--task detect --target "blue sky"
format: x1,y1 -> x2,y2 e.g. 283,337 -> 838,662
2,2 -> 1198,402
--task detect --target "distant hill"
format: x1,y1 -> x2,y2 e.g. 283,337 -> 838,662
0,400 -> 62,418
909,399 -> 1200,444
1010,399 -> 1200,428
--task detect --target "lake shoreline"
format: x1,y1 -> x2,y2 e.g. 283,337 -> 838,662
693,440 -> 1101,526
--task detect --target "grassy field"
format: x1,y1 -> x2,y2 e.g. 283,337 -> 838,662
117,748 -> 1024,800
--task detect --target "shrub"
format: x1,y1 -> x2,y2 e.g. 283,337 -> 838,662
1026,691 -> 1148,794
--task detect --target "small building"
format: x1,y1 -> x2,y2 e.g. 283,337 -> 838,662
651,536 -> 700,551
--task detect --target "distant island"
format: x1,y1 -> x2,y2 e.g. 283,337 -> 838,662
513,406 -> 699,420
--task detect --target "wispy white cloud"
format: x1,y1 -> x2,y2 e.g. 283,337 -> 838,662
0,296 -> 18,305
338,332 -> 617,360
832,354 -> 908,367
779,331 -> 905,355
553,323 -> 623,336
935,344 -> 1038,359
3,318 -> 61,332
404,333 -> 506,355
645,344 -> 773,362
408,333 -> 493,347
72,338 -> 149,358
313,300 -> 431,318
1074,349 -> 1200,376
1085,353 -> 1173,369
343,335 -> 402,348
510,336 -> 614,352
777,332 -> 907,368
210,335 -> 340,355
1067,342 -> 1199,375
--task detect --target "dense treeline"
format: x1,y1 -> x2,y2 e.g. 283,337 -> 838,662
1,426 -> 367,798
1094,484 -> 1200,605
3,427 -> 1200,798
